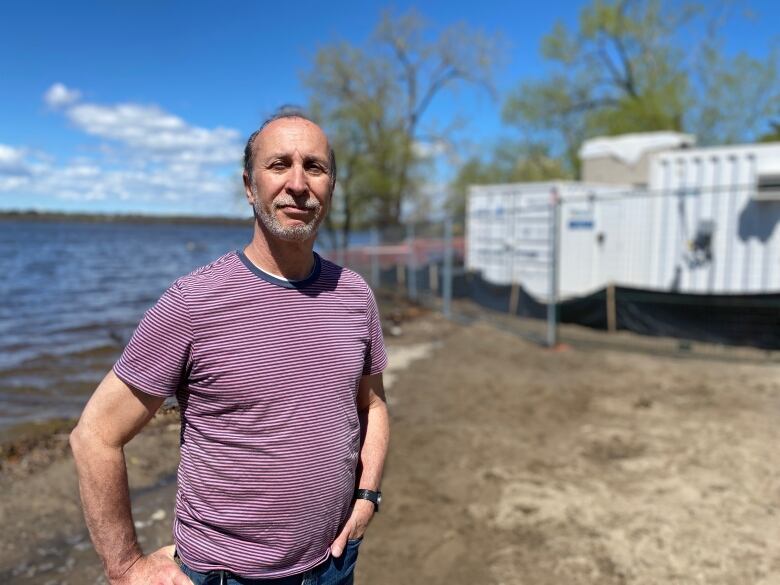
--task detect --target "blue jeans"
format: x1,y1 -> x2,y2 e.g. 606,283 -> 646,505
180,539 -> 362,585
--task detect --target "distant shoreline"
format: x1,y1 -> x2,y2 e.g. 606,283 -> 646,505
0,210 -> 252,226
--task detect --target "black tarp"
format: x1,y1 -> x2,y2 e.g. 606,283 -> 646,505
423,270 -> 780,350
613,287 -> 780,349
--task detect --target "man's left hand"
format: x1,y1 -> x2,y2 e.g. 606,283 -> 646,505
330,499 -> 375,558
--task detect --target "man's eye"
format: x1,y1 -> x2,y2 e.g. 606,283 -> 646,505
269,162 -> 287,170
307,166 -> 324,175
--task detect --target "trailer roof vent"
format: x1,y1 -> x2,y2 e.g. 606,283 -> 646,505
755,174 -> 780,201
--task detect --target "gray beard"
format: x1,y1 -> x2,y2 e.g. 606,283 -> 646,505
251,184 -> 324,242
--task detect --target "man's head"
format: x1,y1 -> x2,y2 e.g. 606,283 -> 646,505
243,111 -> 337,243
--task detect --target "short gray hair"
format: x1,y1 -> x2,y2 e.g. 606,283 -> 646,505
243,107 -> 337,192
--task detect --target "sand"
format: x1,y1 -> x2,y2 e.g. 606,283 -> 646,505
1,305 -> 779,584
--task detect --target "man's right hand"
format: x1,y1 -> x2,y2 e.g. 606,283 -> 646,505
112,545 -> 194,585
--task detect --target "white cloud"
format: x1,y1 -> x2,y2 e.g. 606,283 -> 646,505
413,139 -> 449,159
0,148 -> 239,210
65,102 -> 241,167
0,145 -> 31,176
0,85 -> 249,214
44,83 -> 82,108
0,175 -> 31,191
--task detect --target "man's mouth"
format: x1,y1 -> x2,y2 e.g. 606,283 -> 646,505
279,205 -> 312,213
276,201 -> 319,212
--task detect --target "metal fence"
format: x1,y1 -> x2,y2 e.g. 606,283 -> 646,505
322,181 -> 780,353
322,219 -> 458,318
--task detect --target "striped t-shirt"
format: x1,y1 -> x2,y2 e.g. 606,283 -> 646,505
113,250 -> 387,578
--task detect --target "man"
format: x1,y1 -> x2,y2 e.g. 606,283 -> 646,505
70,111 -> 389,585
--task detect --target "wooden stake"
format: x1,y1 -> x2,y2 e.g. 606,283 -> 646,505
429,263 -> 439,293
509,282 -> 520,315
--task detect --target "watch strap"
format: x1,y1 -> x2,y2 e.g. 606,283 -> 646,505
354,488 -> 381,512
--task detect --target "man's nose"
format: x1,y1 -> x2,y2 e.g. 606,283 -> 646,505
285,164 -> 307,195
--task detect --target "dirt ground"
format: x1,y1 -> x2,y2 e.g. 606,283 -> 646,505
2,307 -> 780,584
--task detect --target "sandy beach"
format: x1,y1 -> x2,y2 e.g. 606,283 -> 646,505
2,301 -> 779,584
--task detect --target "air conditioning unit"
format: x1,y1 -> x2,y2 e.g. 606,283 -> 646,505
754,173 -> 780,201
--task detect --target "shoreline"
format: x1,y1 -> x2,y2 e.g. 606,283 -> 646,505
0,417 -> 76,477
0,210 -> 253,226
0,405 -> 183,481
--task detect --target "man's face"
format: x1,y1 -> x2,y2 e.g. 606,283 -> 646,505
245,117 -> 333,243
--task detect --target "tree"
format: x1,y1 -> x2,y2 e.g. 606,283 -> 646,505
303,10 -> 500,245
503,0 -> 780,174
306,46 -> 407,246
690,25 -> 780,145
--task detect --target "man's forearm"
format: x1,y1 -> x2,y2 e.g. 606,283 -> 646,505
356,398 -> 390,491
70,427 -> 143,580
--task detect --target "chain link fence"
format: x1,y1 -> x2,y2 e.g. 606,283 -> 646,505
320,180 -> 780,354
321,220 -> 459,317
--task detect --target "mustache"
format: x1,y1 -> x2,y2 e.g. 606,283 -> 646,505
272,197 -> 321,210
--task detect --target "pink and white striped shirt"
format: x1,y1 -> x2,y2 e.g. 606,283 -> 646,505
114,251 -> 387,578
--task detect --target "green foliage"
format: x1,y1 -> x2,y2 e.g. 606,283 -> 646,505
503,0 -> 780,171
306,42 -> 409,238
693,40 -> 780,145
303,9 -> 500,242
758,121 -> 780,143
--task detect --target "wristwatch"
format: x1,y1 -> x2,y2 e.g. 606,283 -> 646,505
354,489 -> 382,512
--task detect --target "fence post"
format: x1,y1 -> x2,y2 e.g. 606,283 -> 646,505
443,216 -> 453,318
509,188 -> 519,316
407,222 -> 418,302
429,263 -> 439,293
547,188 -> 560,348
606,282 -> 617,333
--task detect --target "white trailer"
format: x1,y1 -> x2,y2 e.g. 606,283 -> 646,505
467,182 -> 632,300
466,139 -> 780,299
646,142 -> 780,293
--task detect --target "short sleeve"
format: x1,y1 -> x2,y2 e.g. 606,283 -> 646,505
363,286 -> 388,376
113,282 -> 193,397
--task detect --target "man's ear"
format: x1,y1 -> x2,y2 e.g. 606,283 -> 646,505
243,172 -> 254,204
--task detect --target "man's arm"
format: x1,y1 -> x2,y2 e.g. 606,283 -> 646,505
69,370 -> 192,585
331,372 -> 390,557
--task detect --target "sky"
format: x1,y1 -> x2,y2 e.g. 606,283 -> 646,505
0,0 -> 778,217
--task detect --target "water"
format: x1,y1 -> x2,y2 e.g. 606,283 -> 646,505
0,219 -> 253,432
